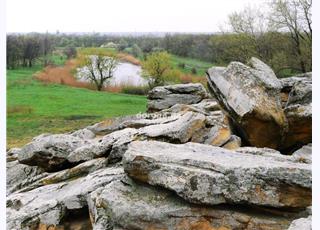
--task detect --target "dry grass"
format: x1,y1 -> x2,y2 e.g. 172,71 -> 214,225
7,105 -> 34,114
117,53 -> 141,65
35,59 -> 97,90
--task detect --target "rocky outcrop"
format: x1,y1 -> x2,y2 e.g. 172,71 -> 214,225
147,83 -> 208,112
7,166 -> 124,230
207,58 -> 312,152
282,77 -> 312,151
7,72 -> 312,229
7,161 -> 46,195
206,57 -> 287,149
88,177 -> 298,230
123,141 -> 311,208
18,134 -> 91,171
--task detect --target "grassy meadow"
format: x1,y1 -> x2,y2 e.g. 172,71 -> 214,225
7,56 -> 147,148
6,49 -> 214,148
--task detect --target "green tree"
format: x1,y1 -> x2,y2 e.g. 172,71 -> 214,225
142,51 -> 171,88
132,44 -> 143,58
80,53 -> 118,91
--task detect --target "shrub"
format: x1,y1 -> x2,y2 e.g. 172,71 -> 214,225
163,69 -> 182,83
121,85 -> 150,95
178,62 -> 185,69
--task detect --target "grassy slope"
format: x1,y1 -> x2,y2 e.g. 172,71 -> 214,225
7,56 -> 147,148
170,55 -> 214,76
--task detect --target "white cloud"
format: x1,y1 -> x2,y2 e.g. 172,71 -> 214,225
6,0 -> 266,33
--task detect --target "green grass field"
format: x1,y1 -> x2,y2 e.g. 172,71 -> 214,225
170,55 -> 214,76
7,57 -> 147,148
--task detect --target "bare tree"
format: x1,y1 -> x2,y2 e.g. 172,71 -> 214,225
82,54 -> 118,91
269,0 -> 312,72
228,5 -> 272,60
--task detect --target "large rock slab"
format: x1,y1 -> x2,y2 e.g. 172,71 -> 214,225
206,57 -> 287,149
88,177 -> 297,230
282,78 -> 312,151
7,161 -> 47,195
7,166 -> 125,230
17,134 -> 91,171
123,141 -> 311,208
147,83 -> 208,112
68,128 -> 138,163
139,111 -> 206,143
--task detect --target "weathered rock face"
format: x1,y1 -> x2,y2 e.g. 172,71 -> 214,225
123,141 -> 311,208
139,111 -> 206,143
282,77 -> 312,151
18,134 -> 91,171
280,73 -> 312,101
292,144 -> 312,164
7,161 -> 46,195
147,83 -> 208,112
7,166 -> 124,230
207,58 -> 287,149
288,216 -> 312,230
88,177 -> 298,230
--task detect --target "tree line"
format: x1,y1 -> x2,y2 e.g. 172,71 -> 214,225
7,0 -> 311,77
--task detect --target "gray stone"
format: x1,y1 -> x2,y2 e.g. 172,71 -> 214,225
206,58 -> 287,149
68,128 -> 138,163
292,144 -> 312,164
280,73 -> 312,108
288,216 -> 312,230
147,83 -> 208,112
87,112 -> 179,135
281,72 -> 312,90
88,177 -> 296,230
138,111 -> 206,143
17,158 -> 109,193
71,128 -> 96,139
7,147 -> 21,162
6,166 -> 125,230
123,141 -> 311,208
222,135 -> 242,150
283,79 -> 312,150
17,134 -> 90,171
7,161 -> 47,195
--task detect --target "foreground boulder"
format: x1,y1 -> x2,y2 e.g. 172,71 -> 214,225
123,141 -> 311,208
206,57 -> 287,149
147,83 -> 208,112
282,77 -> 312,151
88,177 -> 299,230
7,166 -> 124,230
17,134 -> 90,171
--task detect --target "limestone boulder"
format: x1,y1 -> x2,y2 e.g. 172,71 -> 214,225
17,134 -> 91,171
206,57 -> 287,149
123,141 -> 311,208
88,177 -> 298,230
147,83 -> 208,112
68,128 -> 138,163
283,78 -> 312,150
138,111 -> 206,143
7,161 -> 47,195
6,166 -> 125,230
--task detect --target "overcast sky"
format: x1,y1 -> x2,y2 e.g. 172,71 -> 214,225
7,0 -> 266,33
